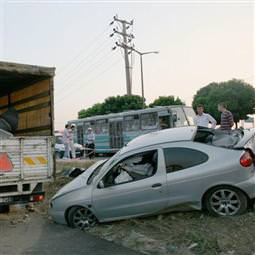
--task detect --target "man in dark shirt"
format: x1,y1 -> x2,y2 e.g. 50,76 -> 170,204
218,103 -> 234,131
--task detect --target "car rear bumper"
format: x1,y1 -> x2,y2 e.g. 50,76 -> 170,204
237,174 -> 255,199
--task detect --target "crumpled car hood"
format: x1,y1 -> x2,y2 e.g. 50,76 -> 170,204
51,160 -> 105,200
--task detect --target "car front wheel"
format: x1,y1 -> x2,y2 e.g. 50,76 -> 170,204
68,206 -> 97,230
204,186 -> 248,216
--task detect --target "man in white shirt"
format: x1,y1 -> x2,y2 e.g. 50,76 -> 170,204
69,124 -> 76,159
194,105 -> 217,128
63,124 -> 71,159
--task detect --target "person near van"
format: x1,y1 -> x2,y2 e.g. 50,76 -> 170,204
69,124 -> 76,159
86,128 -> 95,159
218,103 -> 234,131
63,124 -> 71,159
194,105 -> 217,128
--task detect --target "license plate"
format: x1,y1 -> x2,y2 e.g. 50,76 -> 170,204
0,197 -> 12,203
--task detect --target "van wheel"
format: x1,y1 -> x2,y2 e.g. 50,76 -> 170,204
68,206 -> 97,230
204,186 -> 248,216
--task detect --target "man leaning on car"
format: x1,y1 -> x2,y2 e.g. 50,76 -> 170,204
194,104 -> 217,128
218,103 -> 234,131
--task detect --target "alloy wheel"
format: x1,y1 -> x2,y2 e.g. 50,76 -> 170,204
210,189 -> 241,216
71,207 -> 97,230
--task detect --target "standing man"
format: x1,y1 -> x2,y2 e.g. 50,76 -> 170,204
63,124 -> 71,159
194,104 -> 217,128
86,127 -> 95,159
218,103 -> 234,131
69,124 -> 76,159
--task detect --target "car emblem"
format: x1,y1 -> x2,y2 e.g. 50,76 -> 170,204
0,153 -> 13,172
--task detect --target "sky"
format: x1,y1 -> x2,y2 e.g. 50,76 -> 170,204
0,0 -> 254,129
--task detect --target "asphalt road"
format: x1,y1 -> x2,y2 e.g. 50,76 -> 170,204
0,214 -> 141,255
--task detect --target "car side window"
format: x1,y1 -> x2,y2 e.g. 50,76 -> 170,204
101,150 -> 158,188
164,147 -> 208,173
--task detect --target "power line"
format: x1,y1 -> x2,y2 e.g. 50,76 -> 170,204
55,50 -> 117,97
57,25 -> 111,75
55,56 -> 122,105
56,38 -> 112,83
55,42 -> 113,94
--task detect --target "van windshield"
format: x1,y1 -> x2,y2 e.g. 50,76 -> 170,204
183,107 -> 196,126
194,127 -> 244,149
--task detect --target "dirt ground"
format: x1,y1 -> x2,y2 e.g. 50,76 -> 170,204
2,160 -> 255,255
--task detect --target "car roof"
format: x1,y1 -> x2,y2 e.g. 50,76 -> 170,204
121,126 -> 197,154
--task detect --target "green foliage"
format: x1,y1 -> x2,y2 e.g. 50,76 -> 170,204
78,95 -> 144,119
192,79 -> 255,124
149,96 -> 184,108
78,103 -> 104,119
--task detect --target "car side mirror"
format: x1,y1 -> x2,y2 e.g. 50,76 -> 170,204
98,180 -> 105,189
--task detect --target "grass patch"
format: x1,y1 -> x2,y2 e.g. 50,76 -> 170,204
56,159 -> 96,173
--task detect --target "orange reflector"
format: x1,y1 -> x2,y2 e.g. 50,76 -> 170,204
0,153 -> 13,172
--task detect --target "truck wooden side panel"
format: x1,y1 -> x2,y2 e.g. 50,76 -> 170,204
0,78 -> 54,136
0,61 -> 55,203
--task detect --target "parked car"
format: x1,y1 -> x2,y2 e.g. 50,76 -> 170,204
55,133 -> 85,159
49,126 -> 255,229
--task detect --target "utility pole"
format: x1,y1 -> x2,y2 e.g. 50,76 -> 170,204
110,15 -> 134,95
116,42 -> 159,108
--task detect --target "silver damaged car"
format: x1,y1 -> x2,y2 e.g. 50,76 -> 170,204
49,126 -> 255,229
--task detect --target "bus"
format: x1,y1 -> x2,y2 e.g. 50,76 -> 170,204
69,105 -> 196,154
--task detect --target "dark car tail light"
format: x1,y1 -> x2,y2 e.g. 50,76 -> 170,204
240,151 -> 254,168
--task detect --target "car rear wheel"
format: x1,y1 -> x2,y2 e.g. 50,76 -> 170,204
68,206 -> 97,230
204,186 -> 248,216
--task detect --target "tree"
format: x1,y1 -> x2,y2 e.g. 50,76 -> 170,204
78,103 -> 104,119
149,96 -> 184,108
192,79 -> 255,127
103,95 -> 144,114
78,95 -> 144,119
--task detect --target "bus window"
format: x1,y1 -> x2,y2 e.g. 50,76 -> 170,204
84,122 -> 91,132
124,115 -> 140,132
141,112 -> 158,130
95,119 -> 109,134
171,108 -> 188,127
77,123 -> 84,144
84,121 -> 95,133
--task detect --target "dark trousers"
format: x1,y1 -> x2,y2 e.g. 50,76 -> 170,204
86,143 -> 95,159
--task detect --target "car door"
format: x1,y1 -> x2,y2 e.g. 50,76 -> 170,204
162,142 -> 211,207
91,148 -> 168,221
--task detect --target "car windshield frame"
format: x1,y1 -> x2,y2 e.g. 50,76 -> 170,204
87,161 -> 107,185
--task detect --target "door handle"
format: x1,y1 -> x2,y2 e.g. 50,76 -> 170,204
151,183 -> 162,188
